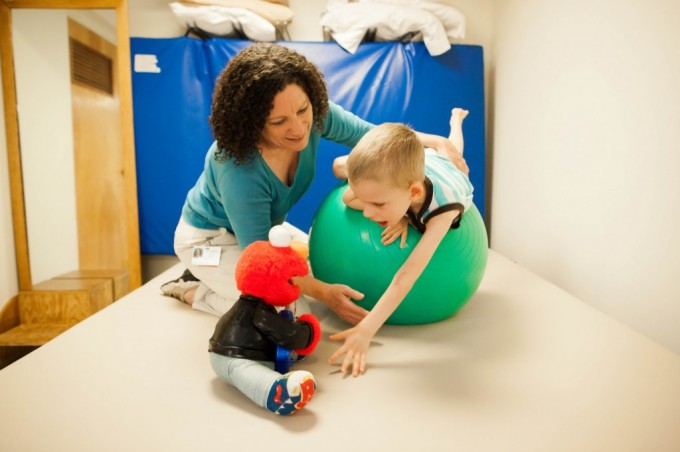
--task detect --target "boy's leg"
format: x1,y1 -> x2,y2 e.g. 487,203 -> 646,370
448,108 -> 469,156
209,353 -> 316,415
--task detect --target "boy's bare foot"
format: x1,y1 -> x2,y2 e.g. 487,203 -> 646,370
450,107 -> 469,126
448,108 -> 469,166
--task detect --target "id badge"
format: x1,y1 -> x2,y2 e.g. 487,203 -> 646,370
191,246 -> 221,266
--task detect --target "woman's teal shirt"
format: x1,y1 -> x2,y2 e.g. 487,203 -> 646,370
181,102 -> 373,247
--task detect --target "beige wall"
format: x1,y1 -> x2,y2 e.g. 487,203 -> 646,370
491,0 -> 680,354
13,11 -> 80,285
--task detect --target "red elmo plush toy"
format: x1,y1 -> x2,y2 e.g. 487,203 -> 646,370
208,226 -> 321,415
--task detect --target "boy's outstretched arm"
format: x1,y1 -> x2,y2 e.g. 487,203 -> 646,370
328,210 -> 458,377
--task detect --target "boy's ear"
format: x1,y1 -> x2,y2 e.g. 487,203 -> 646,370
409,182 -> 424,200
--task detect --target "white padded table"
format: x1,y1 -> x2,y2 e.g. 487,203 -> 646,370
1,250 -> 679,452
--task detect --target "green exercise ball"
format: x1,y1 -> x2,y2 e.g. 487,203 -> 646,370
309,183 -> 488,325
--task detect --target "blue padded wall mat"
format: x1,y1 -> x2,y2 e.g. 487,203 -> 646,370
131,38 -> 485,255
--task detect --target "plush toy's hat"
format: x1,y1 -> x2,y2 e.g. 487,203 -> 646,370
235,226 -> 310,306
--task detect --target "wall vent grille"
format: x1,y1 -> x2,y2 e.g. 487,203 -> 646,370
70,39 -> 113,94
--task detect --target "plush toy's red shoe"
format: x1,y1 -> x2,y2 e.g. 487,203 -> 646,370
266,370 -> 317,416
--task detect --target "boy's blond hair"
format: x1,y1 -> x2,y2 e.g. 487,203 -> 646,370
347,123 -> 424,189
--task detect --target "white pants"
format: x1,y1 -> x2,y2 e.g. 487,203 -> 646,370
173,217 -> 311,317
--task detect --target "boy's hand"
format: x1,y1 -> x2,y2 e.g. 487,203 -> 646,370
328,325 -> 372,377
332,155 -> 349,179
381,218 -> 409,248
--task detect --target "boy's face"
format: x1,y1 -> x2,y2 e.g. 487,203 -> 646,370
349,178 -> 413,228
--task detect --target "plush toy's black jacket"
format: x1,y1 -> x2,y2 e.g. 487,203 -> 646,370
208,295 -> 313,361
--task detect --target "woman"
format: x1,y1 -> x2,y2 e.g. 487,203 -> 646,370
161,43 -> 467,324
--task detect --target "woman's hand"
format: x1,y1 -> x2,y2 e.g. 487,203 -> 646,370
416,132 -> 469,175
322,284 -> 368,325
294,275 -> 368,325
381,217 -> 409,248
450,150 -> 469,175
328,324 -> 373,377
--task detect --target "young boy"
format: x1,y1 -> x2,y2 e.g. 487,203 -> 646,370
329,108 -> 472,377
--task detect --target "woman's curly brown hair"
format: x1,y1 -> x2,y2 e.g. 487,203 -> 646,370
209,43 -> 329,165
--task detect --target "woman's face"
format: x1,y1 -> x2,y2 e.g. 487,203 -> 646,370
259,83 -> 313,153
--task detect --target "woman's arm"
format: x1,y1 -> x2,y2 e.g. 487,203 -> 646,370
333,128 -> 467,176
323,102 -> 374,148
328,210 -> 458,376
292,274 -> 368,325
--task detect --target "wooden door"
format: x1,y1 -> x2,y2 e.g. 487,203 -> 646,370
69,19 -> 128,271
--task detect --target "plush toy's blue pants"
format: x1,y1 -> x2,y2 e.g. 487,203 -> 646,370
209,352 -> 278,409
